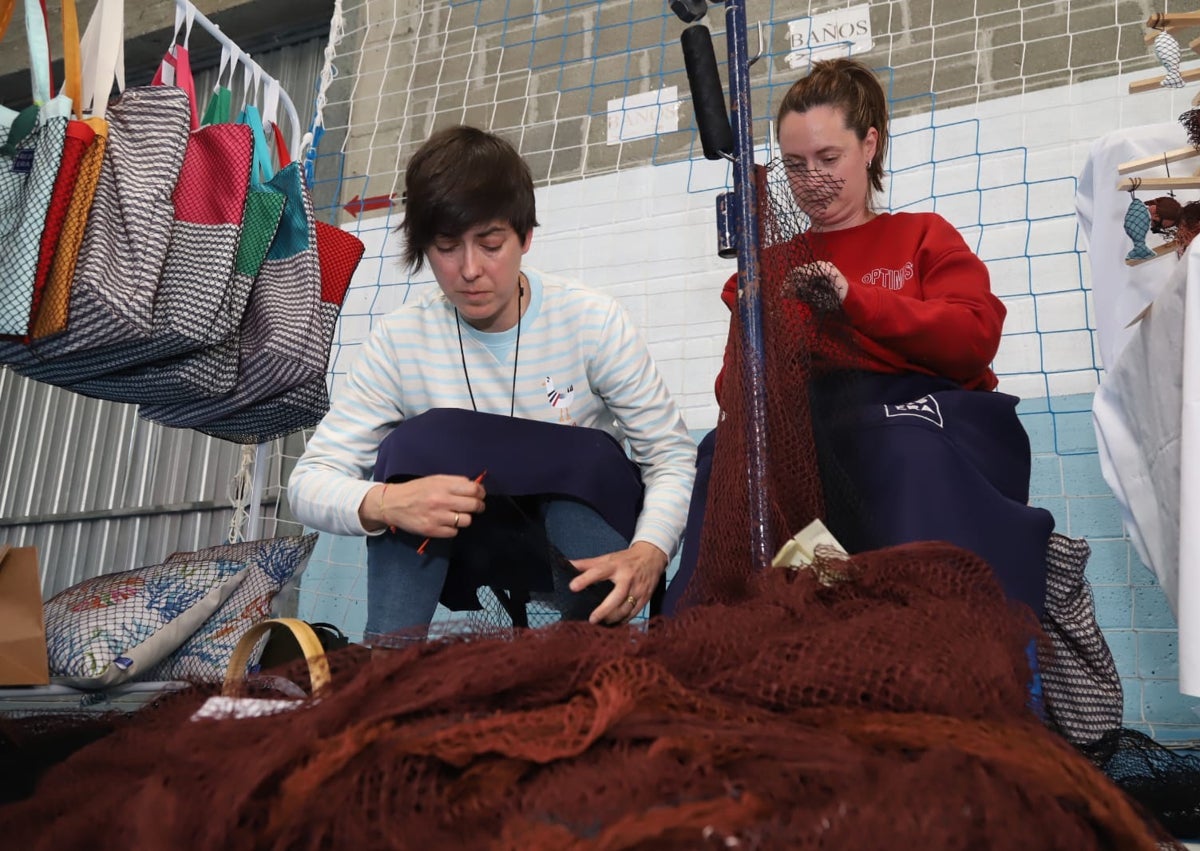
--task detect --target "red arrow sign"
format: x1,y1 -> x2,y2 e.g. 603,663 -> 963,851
344,193 -> 398,217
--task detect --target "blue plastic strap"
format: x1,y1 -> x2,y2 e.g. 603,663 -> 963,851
238,104 -> 275,187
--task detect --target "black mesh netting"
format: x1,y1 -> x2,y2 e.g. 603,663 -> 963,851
1,159 -> 1197,847
1080,728 -> 1200,839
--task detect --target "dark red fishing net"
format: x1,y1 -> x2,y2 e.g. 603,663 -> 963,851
0,161 -> 1183,848
0,546 -> 1175,849
682,160 -> 862,609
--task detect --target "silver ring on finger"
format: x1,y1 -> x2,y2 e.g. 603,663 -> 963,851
452,511 -> 460,528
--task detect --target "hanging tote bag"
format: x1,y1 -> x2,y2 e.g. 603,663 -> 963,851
139,117 -> 324,429
42,38 -> 255,401
0,0 -> 190,369
0,0 -> 93,343
0,0 -> 71,335
77,102 -> 284,406
143,102 -> 287,403
32,122 -> 105,339
32,0 -> 109,341
189,218 -> 365,443
14,16 -> 254,394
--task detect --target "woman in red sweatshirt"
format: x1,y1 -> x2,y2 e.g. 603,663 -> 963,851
665,58 -> 1055,620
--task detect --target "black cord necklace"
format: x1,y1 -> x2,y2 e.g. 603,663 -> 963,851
455,279 -> 523,418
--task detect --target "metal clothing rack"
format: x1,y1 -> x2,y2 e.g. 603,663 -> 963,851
173,0 -> 306,161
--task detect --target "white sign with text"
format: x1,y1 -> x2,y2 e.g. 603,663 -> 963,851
786,4 -> 874,70
606,86 -> 680,145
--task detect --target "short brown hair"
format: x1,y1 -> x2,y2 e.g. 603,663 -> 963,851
399,126 -> 539,271
776,58 -> 889,194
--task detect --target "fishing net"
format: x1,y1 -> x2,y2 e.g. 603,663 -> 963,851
0,711 -> 125,806
0,160 -> 1192,848
0,545 -> 1178,849
1081,728 -> 1200,840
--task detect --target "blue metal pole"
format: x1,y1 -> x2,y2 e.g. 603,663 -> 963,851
723,0 -> 772,571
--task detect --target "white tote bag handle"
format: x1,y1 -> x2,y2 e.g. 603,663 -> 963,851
80,0 -> 125,120
21,0 -> 51,105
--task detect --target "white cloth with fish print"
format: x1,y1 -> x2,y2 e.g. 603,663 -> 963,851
1076,121 -> 1184,369
1081,124 -> 1200,696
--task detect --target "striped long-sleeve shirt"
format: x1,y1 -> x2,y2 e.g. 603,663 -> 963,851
288,268 -> 697,559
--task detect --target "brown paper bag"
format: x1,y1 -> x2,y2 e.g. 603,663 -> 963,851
0,544 -> 51,686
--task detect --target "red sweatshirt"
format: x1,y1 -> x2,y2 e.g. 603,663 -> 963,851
718,211 -> 1005,393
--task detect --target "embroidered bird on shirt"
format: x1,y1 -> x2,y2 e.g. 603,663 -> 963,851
543,376 -> 575,424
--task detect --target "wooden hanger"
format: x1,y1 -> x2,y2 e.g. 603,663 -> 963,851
1132,13 -> 1200,93
1116,175 -> 1200,191
1118,145 -> 1200,175
1129,68 -> 1200,93
1115,140 -> 1200,192
1147,11 -> 1200,29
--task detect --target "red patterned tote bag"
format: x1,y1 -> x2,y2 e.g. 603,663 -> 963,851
74,102 -> 285,405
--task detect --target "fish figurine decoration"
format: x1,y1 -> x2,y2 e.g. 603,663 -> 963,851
1125,194 -> 1155,261
1154,30 -> 1185,88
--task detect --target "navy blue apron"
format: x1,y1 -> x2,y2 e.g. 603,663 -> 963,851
668,374 -> 1053,619
812,373 -> 1054,618
663,428 -> 715,616
372,408 -> 644,612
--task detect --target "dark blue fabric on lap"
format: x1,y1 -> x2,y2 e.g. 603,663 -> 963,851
374,407 -> 643,538
813,372 -> 1054,618
372,408 -> 644,611
663,427 -> 715,616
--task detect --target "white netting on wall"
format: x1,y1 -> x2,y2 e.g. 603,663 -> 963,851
274,0 -> 1194,647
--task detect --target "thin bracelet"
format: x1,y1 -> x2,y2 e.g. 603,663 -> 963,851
379,484 -> 396,533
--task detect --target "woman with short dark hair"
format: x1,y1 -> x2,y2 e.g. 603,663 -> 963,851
290,126 -> 696,643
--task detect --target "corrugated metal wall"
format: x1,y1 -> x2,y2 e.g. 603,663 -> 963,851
0,37 -> 325,598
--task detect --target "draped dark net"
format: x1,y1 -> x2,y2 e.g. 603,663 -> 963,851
0,161 -> 1187,849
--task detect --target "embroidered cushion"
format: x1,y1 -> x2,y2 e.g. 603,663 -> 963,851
142,534 -> 318,683
44,555 -> 248,689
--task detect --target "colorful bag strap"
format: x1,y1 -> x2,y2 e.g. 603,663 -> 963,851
151,45 -> 198,130
201,85 -> 231,127
262,77 -> 295,167
238,103 -> 275,188
272,121 -> 291,167
151,2 -> 199,130
60,0 -> 81,120
260,77 -> 290,168
200,43 -> 233,126
21,0 -> 52,106
37,0 -> 52,90
0,0 -> 15,45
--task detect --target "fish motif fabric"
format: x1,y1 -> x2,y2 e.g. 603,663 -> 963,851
1125,196 -> 1155,260
1155,31 -> 1185,88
